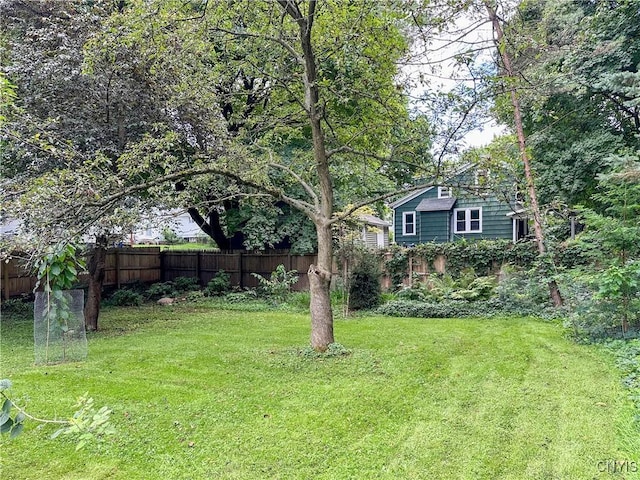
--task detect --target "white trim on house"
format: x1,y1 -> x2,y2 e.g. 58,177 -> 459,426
453,207 -> 482,233
437,186 -> 452,198
402,211 -> 417,236
389,186 -> 435,209
389,163 -> 475,209
474,168 -> 491,196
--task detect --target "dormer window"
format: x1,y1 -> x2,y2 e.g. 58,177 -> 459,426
438,186 -> 452,198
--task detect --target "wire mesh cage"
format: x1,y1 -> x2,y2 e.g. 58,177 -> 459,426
34,289 -> 87,365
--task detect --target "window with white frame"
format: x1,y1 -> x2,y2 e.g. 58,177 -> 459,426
402,211 -> 416,235
454,207 -> 482,233
438,186 -> 452,198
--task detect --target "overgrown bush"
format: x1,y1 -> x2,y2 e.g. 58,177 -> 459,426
173,276 -> 199,292
0,297 -> 31,317
184,290 -> 205,302
161,228 -> 184,245
349,253 -> 382,310
145,282 -> 178,299
605,339 -> 640,423
496,266 -> 552,312
376,298 -> 506,318
204,271 -> 231,296
562,266 -> 640,341
222,291 -> 258,304
252,265 -> 298,303
107,289 -> 143,306
394,269 -> 497,304
562,157 -> 640,338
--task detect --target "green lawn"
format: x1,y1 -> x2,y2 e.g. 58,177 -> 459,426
1,305 -> 639,479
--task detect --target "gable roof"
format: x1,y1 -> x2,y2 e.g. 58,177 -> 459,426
416,197 -> 457,212
358,214 -> 391,227
389,186 -> 435,209
388,163 -> 474,210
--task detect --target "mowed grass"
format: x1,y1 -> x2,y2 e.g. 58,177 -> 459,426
1,305 -> 639,480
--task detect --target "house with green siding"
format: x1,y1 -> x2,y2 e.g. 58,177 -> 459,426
390,164 -> 528,245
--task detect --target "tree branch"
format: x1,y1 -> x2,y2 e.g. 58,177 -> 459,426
212,26 -> 303,67
268,162 -> 319,209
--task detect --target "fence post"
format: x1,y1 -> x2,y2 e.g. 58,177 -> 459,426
238,252 -> 243,288
159,250 -> 165,282
195,251 -> 201,285
2,260 -> 9,300
115,249 -> 121,289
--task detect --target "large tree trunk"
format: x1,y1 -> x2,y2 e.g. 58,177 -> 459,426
486,2 -> 563,306
284,0 -> 336,350
309,221 -> 335,350
186,207 -> 231,250
84,235 -> 108,331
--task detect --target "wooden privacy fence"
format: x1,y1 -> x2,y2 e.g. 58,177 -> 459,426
1,248 -> 316,299
161,251 -> 314,290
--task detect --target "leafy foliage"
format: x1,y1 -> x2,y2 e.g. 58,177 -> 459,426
145,282 -> 178,300
33,244 -> 86,364
498,1 -> 640,208
563,159 -> 640,338
376,298 -> 506,319
161,228 -> 184,245
396,269 -> 497,304
0,379 -> 113,450
0,297 -> 32,317
107,289 -> 144,307
204,271 -> 232,297
348,252 -> 382,311
252,265 -> 299,303
173,276 -> 199,292
384,240 -> 539,283
606,339 -> 640,425
34,244 -> 84,293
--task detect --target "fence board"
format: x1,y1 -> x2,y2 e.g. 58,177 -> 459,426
0,248 -> 317,299
162,251 -> 315,291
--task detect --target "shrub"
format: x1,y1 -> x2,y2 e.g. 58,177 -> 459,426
204,271 -> 232,296
496,266 -> 551,311
349,253 -> 382,310
173,276 -> 199,292
375,297 -> 560,319
252,265 -> 299,302
449,276 -> 497,301
562,266 -> 640,341
396,269 -> 497,303
184,290 -> 205,302
162,228 -> 184,245
108,289 -> 143,306
0,298 -> 32,317
146,281 -> 177,300
395,286 -> 427,302
375,299 -> 483,318
223,291 -> 258,304
605,339 -> 640,423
